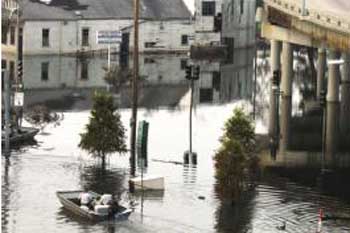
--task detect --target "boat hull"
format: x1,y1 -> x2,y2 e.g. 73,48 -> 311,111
56,190 -> 131,221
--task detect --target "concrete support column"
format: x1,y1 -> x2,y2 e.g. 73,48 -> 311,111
280,42 -> 293,152
316,48 -> 327,99
269,40 -> 281,137
325,51 -> 341,167
340,53 -> 350,135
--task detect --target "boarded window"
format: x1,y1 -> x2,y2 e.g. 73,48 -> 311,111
181,35 -> 188,45
42,29 -> 49,47
81,61 -> 88,80
10,26 -> 15,45
9,61 -> 15,81
82,28 -> 89,46
41,62 -> 49,81
202,1 -> 216,16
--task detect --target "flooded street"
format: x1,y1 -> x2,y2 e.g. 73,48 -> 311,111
2,51 -> 350,233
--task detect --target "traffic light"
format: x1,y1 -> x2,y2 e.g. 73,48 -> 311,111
193,65 -> 200,80
185,65 -> 192,80
17,60 -> 23,81
272,69 -> 281,86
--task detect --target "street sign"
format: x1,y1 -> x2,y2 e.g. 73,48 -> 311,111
14,92 -> 24,106
96,30 -> 122,44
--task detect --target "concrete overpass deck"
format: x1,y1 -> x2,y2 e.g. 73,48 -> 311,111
262,0 -> 350,51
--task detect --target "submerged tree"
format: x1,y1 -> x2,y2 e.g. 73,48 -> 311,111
25,105 -> 63,131
214,108 -> 258,204
79,91 -> 127,168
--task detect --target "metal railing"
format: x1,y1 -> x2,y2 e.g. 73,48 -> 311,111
264,0 -> 350,34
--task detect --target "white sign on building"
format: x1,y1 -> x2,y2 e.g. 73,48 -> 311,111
96,30 -> 122,44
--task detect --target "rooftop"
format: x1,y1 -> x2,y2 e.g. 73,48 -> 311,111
22,0 -> 191,21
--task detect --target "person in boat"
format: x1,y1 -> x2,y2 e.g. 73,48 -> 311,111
79,192 -> 94,210
96,194 -> 119,215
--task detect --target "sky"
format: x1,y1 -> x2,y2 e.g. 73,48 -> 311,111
184,0 -> 195,13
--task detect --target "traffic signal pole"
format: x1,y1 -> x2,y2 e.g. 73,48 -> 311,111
130,0 -> 139,178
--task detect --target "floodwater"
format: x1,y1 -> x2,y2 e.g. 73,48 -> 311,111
2,49 -> 350,233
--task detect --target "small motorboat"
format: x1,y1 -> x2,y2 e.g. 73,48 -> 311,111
130,175 -> 164,190
56,190 -> 132,221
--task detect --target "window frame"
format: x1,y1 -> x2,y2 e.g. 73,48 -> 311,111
82,28 -> 89,46
202,1 -> 216,16
41,62 -> 49,81
181,35 -> 189,46
42,28 -> 50,47
81,60 -> 89,80
10,26 -> 16,45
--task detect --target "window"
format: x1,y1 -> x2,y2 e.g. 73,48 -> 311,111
199,88 -> 213,103
41,62 -> 49,81
2,27 -> 7,44
42,29 -> 50,47
145,42 -> 156,48
2,60 -> 6,70
212,71 -> 221,90
222,37 -> 234,63
240,0 -> 244,14
180,59 -> 187,70
181,35 -> 188,46
10,26 -> 15,45
144,58 -> 155,64
81,61 -> 88,80
82,28 -> 89,46
9,61 -> 15,81
202,1 -> 216,16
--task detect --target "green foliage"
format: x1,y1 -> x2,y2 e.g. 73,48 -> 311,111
214,108 -> 258,202
79,91 -> 127,165
25,105 -> 63,130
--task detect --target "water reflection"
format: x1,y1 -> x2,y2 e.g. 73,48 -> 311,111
22,50 -> 255,111
2,157 -> 11,233
79,165 -> 127,197
215,191 -> 255,233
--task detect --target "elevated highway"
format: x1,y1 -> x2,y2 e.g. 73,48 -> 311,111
259,0 -> 350,168
261,0 -> 350,51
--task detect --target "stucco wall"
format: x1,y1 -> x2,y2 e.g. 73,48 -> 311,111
127,20 -> 195,52
23,19 -> 133,55
23,19 -> 194,55
221,0 -> 256,48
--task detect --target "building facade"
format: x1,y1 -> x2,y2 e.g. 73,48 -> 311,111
194,0 -> 222,45
2,0 -> 20,82
126,20 -> 194,53
21,0 -> 193,55
221,0 -> 256,49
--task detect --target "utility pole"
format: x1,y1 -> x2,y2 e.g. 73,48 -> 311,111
130,0 -> 139,177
